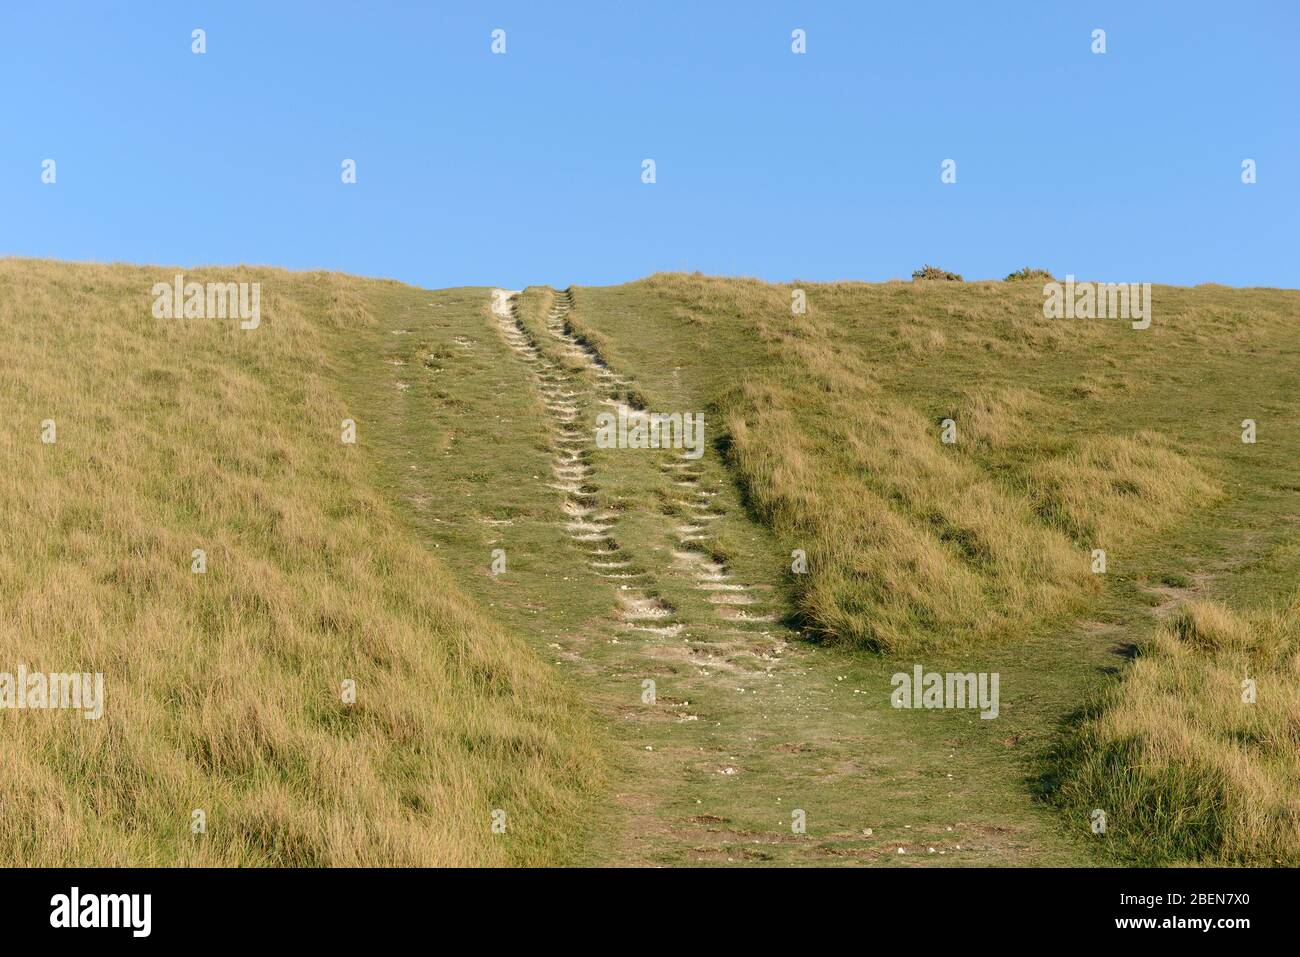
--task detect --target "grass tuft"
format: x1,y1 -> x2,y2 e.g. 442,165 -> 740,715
1053,598 -> 1300,865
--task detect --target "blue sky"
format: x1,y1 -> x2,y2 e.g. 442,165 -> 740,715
3,1 -> 1296,289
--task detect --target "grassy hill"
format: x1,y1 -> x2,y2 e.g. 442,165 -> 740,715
3,259 -> 1296,866
0,259 -> 602,866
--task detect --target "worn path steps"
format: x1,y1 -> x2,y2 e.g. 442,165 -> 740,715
490,287 -> 1091,866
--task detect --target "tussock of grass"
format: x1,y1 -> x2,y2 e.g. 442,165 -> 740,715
1056,598 -> 1300,865
0,259 -> 600,866
959,387 -> 1044,449
1027,432 -> 1222,548
727,381 -> 1097,653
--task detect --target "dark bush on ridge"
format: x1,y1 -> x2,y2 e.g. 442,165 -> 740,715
1005,267 -> 1055,282
911,265 -> 963,282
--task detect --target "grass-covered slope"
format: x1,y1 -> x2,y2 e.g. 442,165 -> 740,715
564,272 -> 1300,865
568,274 -> 1298,655
0,259 -> 601,866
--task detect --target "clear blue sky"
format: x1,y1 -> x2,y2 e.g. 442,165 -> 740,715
4,1 -> 1296,289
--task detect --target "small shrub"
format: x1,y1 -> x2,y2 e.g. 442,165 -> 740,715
1005,267 -> 1055,282
911,265 -> 963,282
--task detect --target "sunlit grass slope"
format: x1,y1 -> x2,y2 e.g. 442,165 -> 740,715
0,259 -> 601,866
568,273 -> 1299,656
565,272 -> 1300,866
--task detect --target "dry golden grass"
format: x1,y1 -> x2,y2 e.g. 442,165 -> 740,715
725,379 -> 1095,651
1060,598 -> 1300,864
1027,431 -> 1222,548
700,305 -> 1212,651
0,259 -> 601,866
